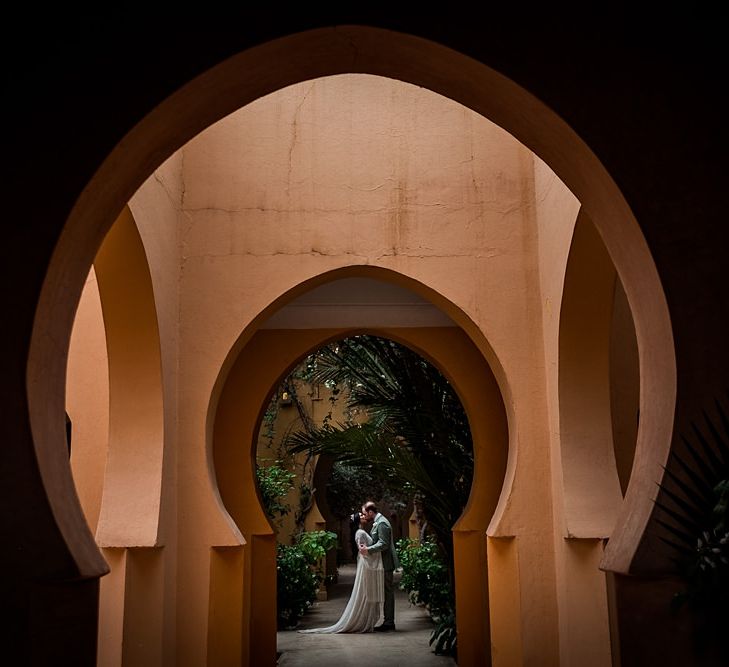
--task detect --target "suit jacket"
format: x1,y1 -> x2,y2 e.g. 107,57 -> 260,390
368,513 -> 400,571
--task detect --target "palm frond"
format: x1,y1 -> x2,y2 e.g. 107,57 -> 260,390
704,403 -> 729,465
661,465 -> 714,515
286,421 -> 458,538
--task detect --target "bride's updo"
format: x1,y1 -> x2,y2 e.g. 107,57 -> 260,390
349,512 -> 362,558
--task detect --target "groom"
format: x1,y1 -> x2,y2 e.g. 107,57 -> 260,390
359,501 -> 400,631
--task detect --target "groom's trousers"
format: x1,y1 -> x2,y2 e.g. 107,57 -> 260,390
384,570 -> 395,625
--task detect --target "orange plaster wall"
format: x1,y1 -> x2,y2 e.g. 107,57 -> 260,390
534,155 -> 580,540
558,214 -> 623,537
67,267 -> 109,533
562,540 -> 612,667
487,537 -> 523,667
131,151 -> 207,664
90,206 -> 173,666
93,207 -> 165,548
129,151 -> 182,547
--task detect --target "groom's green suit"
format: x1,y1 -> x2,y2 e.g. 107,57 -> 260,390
367,513 -> 400,628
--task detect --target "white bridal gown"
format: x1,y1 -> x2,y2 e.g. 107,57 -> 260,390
299,529 -> 384,633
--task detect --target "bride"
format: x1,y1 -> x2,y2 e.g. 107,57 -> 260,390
299,511 -> 384,633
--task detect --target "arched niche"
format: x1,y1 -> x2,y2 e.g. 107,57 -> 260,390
66,205 -> 167,665
558,212 -> 624,539
93,206 -> 165,548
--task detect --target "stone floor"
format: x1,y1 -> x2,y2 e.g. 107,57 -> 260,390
277,563 -> 457,666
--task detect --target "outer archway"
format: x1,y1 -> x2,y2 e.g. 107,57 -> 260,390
18,23 -> 679,664
212,267 -> 508,665
27,28 -> 674,584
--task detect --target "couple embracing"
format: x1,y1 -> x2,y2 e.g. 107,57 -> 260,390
300,501 -> 399,634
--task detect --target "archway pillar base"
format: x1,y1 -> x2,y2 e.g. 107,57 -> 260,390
98,546 -> 165,666
454,529 -> 491,666
557,538 -> 612,666
207,535 -> 277,667
245,534 -> 277,667
486,536 -> 522,666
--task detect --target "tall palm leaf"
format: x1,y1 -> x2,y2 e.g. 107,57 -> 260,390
653,393 -> 729,657
286,422 -> 458,552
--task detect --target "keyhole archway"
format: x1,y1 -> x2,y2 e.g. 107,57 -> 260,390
212,266 -> 509,665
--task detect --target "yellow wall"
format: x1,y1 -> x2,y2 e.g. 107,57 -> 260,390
255,377 -> 345,544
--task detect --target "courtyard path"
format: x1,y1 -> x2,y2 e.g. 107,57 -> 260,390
277,564 -> 457,666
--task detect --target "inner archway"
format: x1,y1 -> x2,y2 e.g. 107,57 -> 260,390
264,333 -> 483,652
212,270 -> 509,665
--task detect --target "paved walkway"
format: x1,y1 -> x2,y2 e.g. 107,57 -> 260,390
277,564 -> 456,666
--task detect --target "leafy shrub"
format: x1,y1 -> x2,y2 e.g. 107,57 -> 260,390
256,460 -> 295,519
397,537 -> 456,655
397,537 -> 452,614
276,543 -> 320,629
429,609 -> 457,656
297,530 -> 338,565
276,530 -> 338,628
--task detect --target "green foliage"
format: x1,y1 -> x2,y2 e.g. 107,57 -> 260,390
261,394 -> 279,448
397,537 -> 456,655
669,480 -> 729,646
256,460 -> 295,519
276,543 -> 319,628
285,335 -> 471,652
655,395 -> 729,658
276,530 -> 338,629
397,537 -> 452,615
326,461 -> 383,517
429,609 -> 457,657
326,461 -> 413,526
294,480 -> 313,528
297,530 -> 338,564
